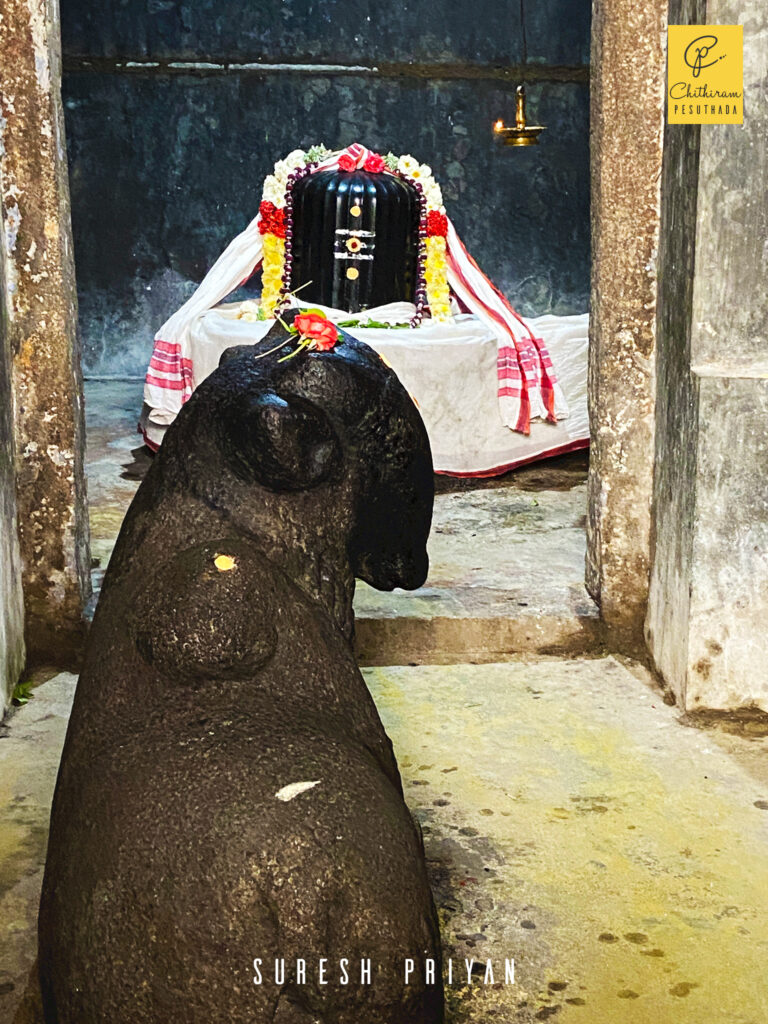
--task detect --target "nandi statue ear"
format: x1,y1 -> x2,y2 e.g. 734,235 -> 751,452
220,390 -> 342,493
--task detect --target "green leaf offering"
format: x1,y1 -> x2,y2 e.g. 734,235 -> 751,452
336,319 -> 411,330
11,680 -> 34,706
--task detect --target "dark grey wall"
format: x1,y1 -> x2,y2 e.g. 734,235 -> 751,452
61,0 -> 590,376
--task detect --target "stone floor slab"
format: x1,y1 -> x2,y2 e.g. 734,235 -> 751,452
0,673 -> 76,1023
83,380 -> 599,661
364,659 -> 768,1022
3,660 -> 768,1022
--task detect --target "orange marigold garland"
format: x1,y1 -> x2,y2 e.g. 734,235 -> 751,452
424,211 -> 451,321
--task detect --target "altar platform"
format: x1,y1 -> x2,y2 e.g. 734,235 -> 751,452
141,304 -> 589,477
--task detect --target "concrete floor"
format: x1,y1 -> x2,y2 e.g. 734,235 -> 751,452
367,663 -> 768,1023
2,381 -> 766,1022
3,663 -> 768,1022
0,673 -> 74,1024
83,380 -> 600,660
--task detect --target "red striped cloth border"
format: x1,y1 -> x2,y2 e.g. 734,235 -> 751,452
445,221 -> 565,434
447,245 -> 533,433
144,339 -> 194,403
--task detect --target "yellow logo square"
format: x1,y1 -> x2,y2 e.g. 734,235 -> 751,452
667,25 -> 743,124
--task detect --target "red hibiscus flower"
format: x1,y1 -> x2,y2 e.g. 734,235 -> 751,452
364,152 -> 385,173
269,207 -> 286,238
426,210 -> 448,238
294,312 -> 339,351
338,153 -> 357,172
258,200 -> 276,235
258,200 -> 287,238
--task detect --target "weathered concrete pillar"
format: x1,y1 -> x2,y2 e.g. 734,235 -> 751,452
0,0 -> 91,666
586,0 -> 667,647
647,0 -> 768,711
0,248 -> 25,711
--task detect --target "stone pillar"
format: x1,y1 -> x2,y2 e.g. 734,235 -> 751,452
0,249 -> 25,712
647,0 -> 768,710
586,0 -> 667,647
0,0 -> 91,666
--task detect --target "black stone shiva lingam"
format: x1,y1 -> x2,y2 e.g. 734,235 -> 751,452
289,168 -> 420,312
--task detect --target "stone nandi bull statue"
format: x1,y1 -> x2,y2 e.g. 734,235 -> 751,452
39,312 -> 443,1023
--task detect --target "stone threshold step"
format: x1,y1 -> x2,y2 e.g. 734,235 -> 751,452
355,584 -> 602,665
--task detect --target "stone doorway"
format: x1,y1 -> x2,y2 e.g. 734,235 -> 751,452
71,0 -> 767,709
62,0 -> 596,668
6,3 -> 768,1022
2,0 -> 675,683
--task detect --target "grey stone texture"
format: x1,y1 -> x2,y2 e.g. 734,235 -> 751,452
60,0 -> 590,71
8,659 -> 768,1024
40,324 -> 443,1022
0,248 -> 25,711
690,0 -> 767,371
644,125 -> 701,699
356,462 -> 602,665
683,376 -> 768,710
647,0 -> 768,711
82,379 -> 598,665
57,0 -> 591,375
0,0 -> 91,667
585,0 -> 667,648
0,672 -> 76,1024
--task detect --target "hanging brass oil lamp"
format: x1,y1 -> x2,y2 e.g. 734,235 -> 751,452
492,0 -> 546,147
494,85 -> 545,147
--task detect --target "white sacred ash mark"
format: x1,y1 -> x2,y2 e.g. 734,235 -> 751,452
275,780 -> 322,802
